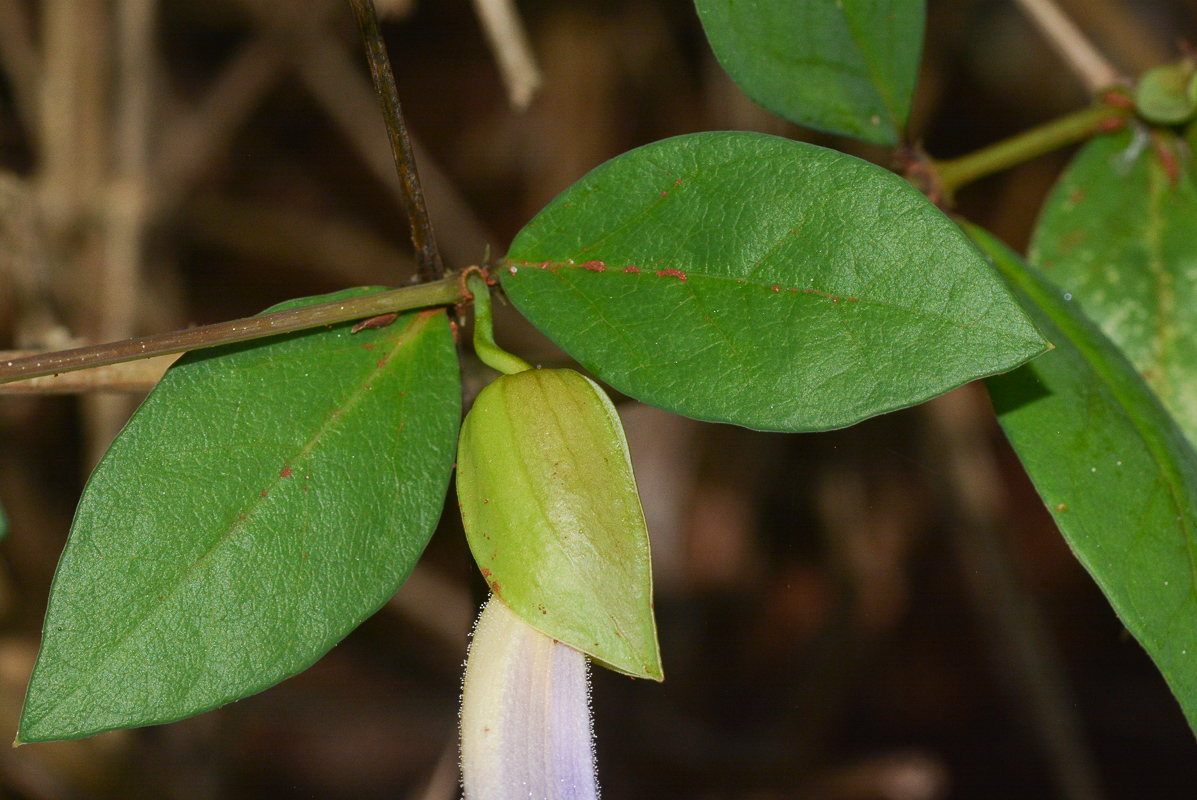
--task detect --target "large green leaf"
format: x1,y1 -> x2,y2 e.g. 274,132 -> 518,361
694,0 -> 924,145
1031,130 -> 1197,444
502,132 -> 1046,432
18,291 -> 460,743
974,226 -> 1197,733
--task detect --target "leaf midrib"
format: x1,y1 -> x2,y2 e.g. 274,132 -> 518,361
512,263 -> 1042,347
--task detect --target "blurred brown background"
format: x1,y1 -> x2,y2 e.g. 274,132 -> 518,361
0,0 -> 1196,798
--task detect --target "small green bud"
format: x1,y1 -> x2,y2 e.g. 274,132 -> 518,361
1136,59 -> 1197,125
456,369 -> 663,681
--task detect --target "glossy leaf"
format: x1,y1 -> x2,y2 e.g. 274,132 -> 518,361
1030,130 -> 1197,443
456,369 -> 661,681
973,226 -> 1197,733
694,0 -> 925,144
18,291 -> 460,743
503,132 -> 1047,432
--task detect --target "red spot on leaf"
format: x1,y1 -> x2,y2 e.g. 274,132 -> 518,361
261,490 -> 268,497
361,344 -> 374,350
623,265 -> 640,274
771,285 -> 779,292
280,466 -> 293,478
660,190 -> 667,198
581,260 -> 607,272
656,268 -> 687,282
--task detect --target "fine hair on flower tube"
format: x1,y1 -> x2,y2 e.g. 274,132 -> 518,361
460,595 -> 598,800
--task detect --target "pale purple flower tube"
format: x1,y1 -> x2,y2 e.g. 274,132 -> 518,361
461,595 -> 598,800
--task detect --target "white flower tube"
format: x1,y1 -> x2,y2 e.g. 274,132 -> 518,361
461,595 -> 598,800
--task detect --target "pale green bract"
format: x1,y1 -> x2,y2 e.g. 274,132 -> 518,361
456,368 -> 662,681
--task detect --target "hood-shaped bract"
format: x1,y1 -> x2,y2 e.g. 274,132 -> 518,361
457,368 -> 663,680
461,595 -> 597,800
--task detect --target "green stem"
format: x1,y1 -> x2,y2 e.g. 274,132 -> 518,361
934,101 -> 1132,197
468,274 -> 531,375
0,275 -> 466,386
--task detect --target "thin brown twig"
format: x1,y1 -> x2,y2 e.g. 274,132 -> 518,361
349,0 -> 444,282
0,352 -> 177,393
234,0 -> 493,268
0,275 -> 466,386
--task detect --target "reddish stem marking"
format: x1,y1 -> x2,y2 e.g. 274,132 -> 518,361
656,268 -> 687,282
1154,135 -> 1180,183
581,260 -> 607,272
1101,90 -> 1135,109
1098,115 -> 1127,132
351,313 -> 398,333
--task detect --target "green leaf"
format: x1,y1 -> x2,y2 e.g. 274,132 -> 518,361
502,131 -> 1047,432
456,369 -> 661,681
1030,130 -> 1197,444
694,0 -> 925,145
18,291 -> 460,743
973,225 -> 1197,733
1135,60 -> 1197,125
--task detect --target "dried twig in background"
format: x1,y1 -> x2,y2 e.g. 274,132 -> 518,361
925,385 -> 1105,800
472,0 -> 543,110
1012,0 -> 1125,93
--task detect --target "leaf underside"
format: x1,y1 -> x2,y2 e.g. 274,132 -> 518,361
19,291 -> 460,743
503,131 -> 1046,432
974,226 -> 1197,734
1031,130 -> 1197,446
694,0 -> 925,144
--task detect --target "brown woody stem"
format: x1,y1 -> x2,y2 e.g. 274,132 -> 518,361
349,0 -> 444,282
0,275 -> 465,386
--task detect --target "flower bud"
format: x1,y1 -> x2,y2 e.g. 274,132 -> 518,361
456,368 -> 662,681
461,595 -> 597,800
